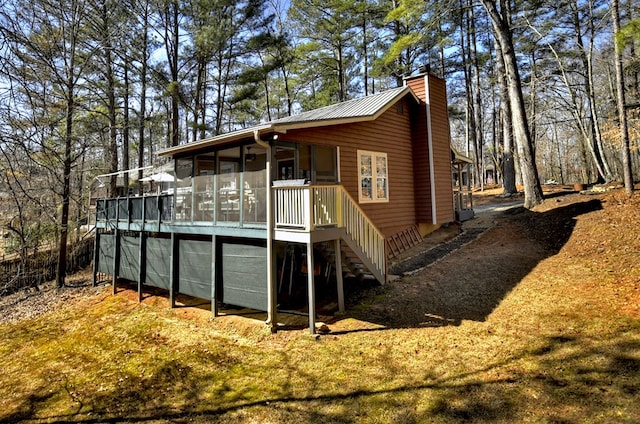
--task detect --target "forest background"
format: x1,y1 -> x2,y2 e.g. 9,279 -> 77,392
0,0 -> 638,287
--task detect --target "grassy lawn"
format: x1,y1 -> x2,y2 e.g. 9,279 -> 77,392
1,190 -> 639,423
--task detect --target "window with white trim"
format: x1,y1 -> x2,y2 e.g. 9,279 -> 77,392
357,150 -> 388,203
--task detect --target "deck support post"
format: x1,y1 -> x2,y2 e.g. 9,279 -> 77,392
169,233 -> 177,308
112,229 -> 120,295
211,234 -> 218,316
137,232 -> 146,303
306,241 -> 316,334
334,239 -> 345,312
92,230 -> 100,287
112,202 -> 120,295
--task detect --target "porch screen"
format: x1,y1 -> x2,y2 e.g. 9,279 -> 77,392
119,235 -> 140,282
146,236 -> 171,290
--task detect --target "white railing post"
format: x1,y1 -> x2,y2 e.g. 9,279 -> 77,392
306,186 -> 313,231
335,186 -> 385,282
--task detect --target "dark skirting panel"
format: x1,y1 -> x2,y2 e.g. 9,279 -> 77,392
221,239 -> 267,311
146,236 -> 171,290
119,234 -> 140,282
97,234 -> 115,275
178,238 -> 212,300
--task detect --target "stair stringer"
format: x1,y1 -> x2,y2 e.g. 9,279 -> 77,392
339,231 -> 386,284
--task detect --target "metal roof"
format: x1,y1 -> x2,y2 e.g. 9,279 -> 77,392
159,86 -> 417,157
271,86 -> 412,125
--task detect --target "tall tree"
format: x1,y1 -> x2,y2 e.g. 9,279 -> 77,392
525,0 -> 613,183
289,0 -> 360,104
612,0 -> 634,194
130,0 -> 154,193
495,37 -> 517,194
0,0 -> 92,287
88,0 -> 122,196
479,0 -> 543,208
383,0 -> 449,85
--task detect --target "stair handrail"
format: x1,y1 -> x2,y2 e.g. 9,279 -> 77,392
335,186 -> 386,282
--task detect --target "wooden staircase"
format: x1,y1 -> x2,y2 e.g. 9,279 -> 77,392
316,241 -> 377,282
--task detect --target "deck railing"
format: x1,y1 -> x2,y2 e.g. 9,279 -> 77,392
97,183 -> 386,280
273,184 -> 385,280
96,194 -> 174,225
339,188 -> 386,279
273,185 -> 340,230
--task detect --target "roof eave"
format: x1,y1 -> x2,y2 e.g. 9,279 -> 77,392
158,124 -> 273,157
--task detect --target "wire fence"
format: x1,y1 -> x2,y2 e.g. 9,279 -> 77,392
0,236 -> 94,296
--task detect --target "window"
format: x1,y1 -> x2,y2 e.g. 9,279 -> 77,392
357,150 -> 388,203
315,145 -> 337,183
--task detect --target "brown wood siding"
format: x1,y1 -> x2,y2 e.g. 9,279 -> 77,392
278,99 -> 417,237
427,76 -> 455,223
406,77 -> 426,102
409,100 -> 433,223
405,74 -> 454,225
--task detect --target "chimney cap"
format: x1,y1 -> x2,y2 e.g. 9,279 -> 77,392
402,64 -> 432,82
418,64 -> 430,74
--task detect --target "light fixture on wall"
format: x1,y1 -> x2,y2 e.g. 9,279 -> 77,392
245,146 -> 256,162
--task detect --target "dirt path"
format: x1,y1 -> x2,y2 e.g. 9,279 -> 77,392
347,214 -> 547,328
339,189 -> 639,331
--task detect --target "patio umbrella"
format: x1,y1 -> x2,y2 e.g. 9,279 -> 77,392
139,172 -> 176,182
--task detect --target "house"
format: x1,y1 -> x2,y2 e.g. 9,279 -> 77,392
93,71 -> 456,334
451,147 -> 475,222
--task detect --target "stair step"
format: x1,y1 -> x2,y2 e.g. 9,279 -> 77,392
315,240 -> 375,282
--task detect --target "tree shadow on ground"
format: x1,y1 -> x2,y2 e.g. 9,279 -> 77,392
5,322 -> 638,423
340,198 -> 604,330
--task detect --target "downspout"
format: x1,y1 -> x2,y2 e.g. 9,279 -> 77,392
254,130 -> 276,332
424,74 -> 438,224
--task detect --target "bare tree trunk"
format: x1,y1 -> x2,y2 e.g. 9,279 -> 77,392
107,45 -> 118,196
495,37 -> 516,194
137,0 -> 149,195
193,58 -> 206,142
528,50 -> 537,149
337,41 -> 346,102
362,14 -> 369,96
573,0 -> 612,183
57,78 -> 74,288
123,61 -> 130,190
199,66 -> 207,140
481,0 -> 543,208
470,3 -> 484,190
164,0 -> 180,146
459,0 -> 477,186
612,0 -> 634,194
